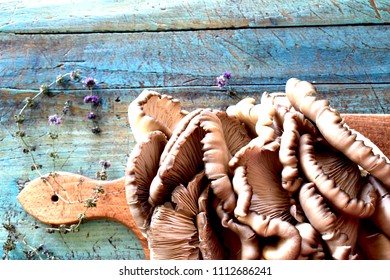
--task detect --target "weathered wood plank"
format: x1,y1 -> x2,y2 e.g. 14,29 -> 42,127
0,0 -> 388,33
1,25 -> 389,90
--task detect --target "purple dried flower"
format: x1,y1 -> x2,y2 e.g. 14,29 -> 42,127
48,114 -> 61,125
217,75 -> 226,89
83,95 -> 100,104
87,112 -> 97,119
99,160 -> 111,169
82,77 -> 97,89
223,72 -> 231,80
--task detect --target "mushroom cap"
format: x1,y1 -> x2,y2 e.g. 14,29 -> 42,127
299,133 -> 375,218
148,112 -> 206,207
286,78 -> 390,187
200,110 -> 237,213
295,222 -> 325,260
230,138 -> 298,223
279,111 -> 318,193
128,90 -> 188,142
298,182 -> 337,235
147,202 -> 200,260
237,211 -> 302,260
125,130 -> 167,235
171,171 -> 206,217
159,108 -> 204,165
226,97 -> 259,137
214,110 -> 252,156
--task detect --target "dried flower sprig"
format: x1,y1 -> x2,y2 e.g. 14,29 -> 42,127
216,71 -> 240,100
2,216 -> 59,260
14,70 -> 110,235
96,159 -> 111,180
2,217 -> 17,260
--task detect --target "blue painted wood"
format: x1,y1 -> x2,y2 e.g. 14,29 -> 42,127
0,26 -> 389,88
0,0 -> 388,33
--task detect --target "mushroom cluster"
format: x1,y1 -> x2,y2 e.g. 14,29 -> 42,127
125,79 -> 390,260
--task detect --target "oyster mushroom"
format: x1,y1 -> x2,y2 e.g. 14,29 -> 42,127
214,110 -> 252,156
295,222 -> 325,260
197,191 -> 226,259
159,108 -> 204,165
299,182 -> 361,259
230,137 -> 303,222
148,112 -> 206,207
149,109 -> 238,213
226,97 -> 260,137
128,90 -> 188,142
148,172 -> 206,260
147,202 -> 200,260
237,211 -> 302,260
299,133 -> 375,218
357,218 -> 390,259
125,130 -> 167,236
286,78 -> 390,187
200,110 -> 237,213
279,111 -> 319,193
360,175 -> 390,238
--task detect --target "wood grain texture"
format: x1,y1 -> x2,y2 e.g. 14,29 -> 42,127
341,114 -> 390,158
0,0 -> 389,260
1,25 -> 389,90
17,172 -> 150,259
0,0 -> 388,33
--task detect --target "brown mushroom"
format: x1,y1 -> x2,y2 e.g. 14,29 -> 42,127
286,78 -> 390,187
128,90 -> 188,142
159,108 -> 204,165
360,175 -> 390,238
148,112 -> 206,207
148,171 -> 206,260
237,211 -> 302,260
230,137 -> 303,222
295,222 -> 325,260
200,110 -> 237,213
125,130 -> 167,236
214,110 -> 252,156
357,218 -> 390,259
299,133 -> 375,218
279,111 -> 319,193
226,97 -> 260,137
299,182 -> 361,259
147,202 -> 200,260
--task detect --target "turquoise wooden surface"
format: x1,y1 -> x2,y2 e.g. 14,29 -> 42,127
0,0 -> 389,260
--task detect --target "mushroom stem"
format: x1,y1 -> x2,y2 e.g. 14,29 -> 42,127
295,222 -> 325,260
362,175 -> 390,238
237,211 -> 301,260
226,219 -> 261,260
357,219 -> 390,259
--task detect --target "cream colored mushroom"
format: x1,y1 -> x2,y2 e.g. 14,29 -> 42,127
128,90 -> 188,142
